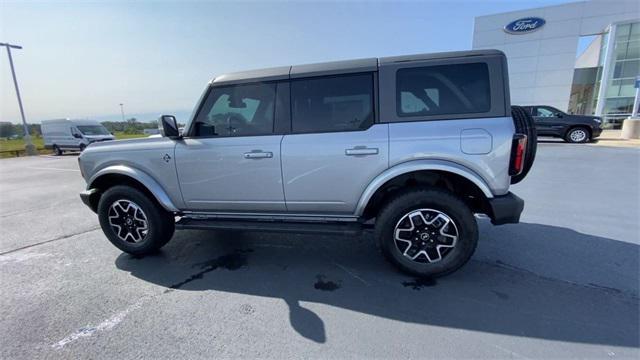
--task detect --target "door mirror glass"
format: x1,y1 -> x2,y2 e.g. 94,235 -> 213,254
160,115 -> 180,137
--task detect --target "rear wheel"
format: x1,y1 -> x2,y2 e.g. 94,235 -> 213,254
565,127 -> 590,143
375,188 -> 478,278
53,145 -> 62,156
98,185 -> 175,255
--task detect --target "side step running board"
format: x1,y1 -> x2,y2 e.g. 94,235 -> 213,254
176,217 -> 367,236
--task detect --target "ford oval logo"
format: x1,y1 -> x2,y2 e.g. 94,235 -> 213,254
504,17 -> 546,34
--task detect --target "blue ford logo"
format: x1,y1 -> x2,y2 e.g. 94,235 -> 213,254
504,17 -> 546,34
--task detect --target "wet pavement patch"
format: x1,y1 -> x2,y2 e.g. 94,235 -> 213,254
168,249 -> 251,290
194,250 -> 251,271
402,277 -> 437,290
314,275 -> 341,291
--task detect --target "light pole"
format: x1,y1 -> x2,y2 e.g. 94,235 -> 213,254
119,103 -> 125,122
1,42 -> 37,155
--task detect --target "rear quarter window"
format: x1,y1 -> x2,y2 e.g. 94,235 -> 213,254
396,62 -> 491,117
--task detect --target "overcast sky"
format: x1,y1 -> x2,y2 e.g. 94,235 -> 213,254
1,0 -> 576,124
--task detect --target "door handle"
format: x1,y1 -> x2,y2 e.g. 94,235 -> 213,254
345,147 -> 379,156
243,151 -> 273,159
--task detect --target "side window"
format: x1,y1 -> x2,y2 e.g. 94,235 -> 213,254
291,73 -> 374,133
193,83 -> 276,137
396,62 -> 491,117
535,107 -> 555,117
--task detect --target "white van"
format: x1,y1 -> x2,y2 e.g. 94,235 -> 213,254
41,119 -> 115,155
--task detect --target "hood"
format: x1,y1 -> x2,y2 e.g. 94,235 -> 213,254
84,136 -> 170,153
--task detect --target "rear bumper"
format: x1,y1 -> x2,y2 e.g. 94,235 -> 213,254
487,192 -> 524,225
79,188 -> 100,213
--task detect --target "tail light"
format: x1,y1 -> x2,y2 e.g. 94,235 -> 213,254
509,134 -> 527,176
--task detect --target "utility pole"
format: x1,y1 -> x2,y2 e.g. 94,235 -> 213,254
1,42 -> 37,155
119,103 -> 125,122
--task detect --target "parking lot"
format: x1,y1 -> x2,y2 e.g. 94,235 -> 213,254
0,142 -> 638,359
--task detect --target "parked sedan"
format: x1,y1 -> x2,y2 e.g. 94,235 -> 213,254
522,105 -> 602,143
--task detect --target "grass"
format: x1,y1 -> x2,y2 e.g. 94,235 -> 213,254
0,132 -> 148,158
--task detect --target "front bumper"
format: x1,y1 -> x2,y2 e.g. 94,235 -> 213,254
79,188 -> 100,213
487,192 -> 524,225
592,126 -> 602,138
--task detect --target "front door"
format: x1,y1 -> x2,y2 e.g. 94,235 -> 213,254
175,82 -> 286,212
281,72 -> 389,213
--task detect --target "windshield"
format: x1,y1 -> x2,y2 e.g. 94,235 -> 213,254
77,125 -> 110,136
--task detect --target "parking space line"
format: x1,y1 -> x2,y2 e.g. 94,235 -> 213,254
52,295 -> 153,350
0,227 -> 100,256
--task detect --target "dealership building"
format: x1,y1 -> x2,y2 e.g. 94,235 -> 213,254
473,0 -> 639,128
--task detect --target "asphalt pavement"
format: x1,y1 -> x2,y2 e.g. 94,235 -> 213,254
0,143 -> 638,359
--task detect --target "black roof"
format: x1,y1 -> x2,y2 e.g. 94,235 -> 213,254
211,49 -> 504,85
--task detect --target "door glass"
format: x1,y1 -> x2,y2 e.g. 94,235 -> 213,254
193,83 -> 276,137
290,73 -> 374,133
535,107 -> 555,117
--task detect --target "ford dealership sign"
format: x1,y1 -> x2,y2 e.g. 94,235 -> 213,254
504,17 -> 546,34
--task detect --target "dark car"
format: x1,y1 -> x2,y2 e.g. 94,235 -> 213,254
522,105 -> 603,143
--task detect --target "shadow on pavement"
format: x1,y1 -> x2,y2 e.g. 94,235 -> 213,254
115,222 -> 639,347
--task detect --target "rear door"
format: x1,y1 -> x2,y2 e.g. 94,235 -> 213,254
281,72 -> 389,213
175,82 -> 287,212
532,106 -> 563,135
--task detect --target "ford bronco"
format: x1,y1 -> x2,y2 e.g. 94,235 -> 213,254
79,50 -> 536,277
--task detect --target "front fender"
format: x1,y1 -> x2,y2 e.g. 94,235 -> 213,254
355,159 -> 494,217
87,165 -> 180,213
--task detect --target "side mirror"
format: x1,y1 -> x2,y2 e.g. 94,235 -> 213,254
555,112 -> 564,118
73,133 -> 83,139
160,115 -> 180,138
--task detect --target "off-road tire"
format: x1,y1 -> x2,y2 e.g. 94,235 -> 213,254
98,185 -> 175,255
375,188 -> 478,278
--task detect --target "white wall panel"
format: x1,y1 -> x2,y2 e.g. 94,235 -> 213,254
472,0 -> 638,112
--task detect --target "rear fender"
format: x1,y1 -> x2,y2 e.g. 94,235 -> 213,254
355,159 -> 494,217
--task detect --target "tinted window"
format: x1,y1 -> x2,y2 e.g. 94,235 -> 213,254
77,125 -> 109,135
396,62 -> 490,117
536,107 -> 556,117
193,83 -> 276,137
291,73 -> 374,133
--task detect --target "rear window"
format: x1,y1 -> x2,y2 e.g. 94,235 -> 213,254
396,62 -> 491,117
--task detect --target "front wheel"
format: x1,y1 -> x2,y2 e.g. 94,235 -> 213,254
98,185 -> 175,255
565,127 -> 590,143
375,188 -> 478,278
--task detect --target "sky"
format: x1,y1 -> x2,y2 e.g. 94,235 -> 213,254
1,0 -> 579,124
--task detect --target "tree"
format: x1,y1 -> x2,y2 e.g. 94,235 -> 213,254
125,118 -> 139,134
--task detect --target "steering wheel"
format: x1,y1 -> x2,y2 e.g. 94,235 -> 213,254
224,113 -> 248,134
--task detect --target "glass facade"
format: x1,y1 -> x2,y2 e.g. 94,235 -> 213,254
603,22 -> 640,127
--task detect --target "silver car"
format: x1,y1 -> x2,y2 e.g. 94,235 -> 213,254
79,50 -> 536,277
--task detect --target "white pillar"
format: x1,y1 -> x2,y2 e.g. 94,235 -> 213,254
594,24 -> 617,119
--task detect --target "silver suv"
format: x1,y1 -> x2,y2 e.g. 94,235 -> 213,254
79,50 -> 536,277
